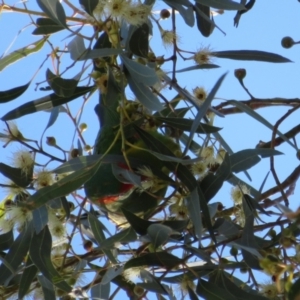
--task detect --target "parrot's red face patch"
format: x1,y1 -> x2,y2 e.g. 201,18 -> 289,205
98,182 -> 134,205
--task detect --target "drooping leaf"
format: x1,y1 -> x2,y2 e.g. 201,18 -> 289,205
288,277 -> 300,300
18,257 -> 38,300
138,270 -> 168,294
0,222 -> 33,285
41,106 -> 60,137
228,100 -> 296,149
32,205 -> 48,234
184,72 -> 227,153
127,74 -> 163,111
200,153 -> 231,202
29,226 -> 72,292
213,50 -> 292,62
195,0 -> 245,10
0,163 -> 32,187
176,64 -> 220,73
195,3 -> 214,37
91,282 -> 111,299
185,188 -> 202,239
46,69 -> 78,97
79,0 -> 99,16
230,148 -> 282,173
100,227 -> 137,249
197,278 -> 238,300
0,230 -> 14,251
124,252 -> 183,269
129,23 -> 149,57
147,224 -> 174,248
36,0 -> 67,27
164,0 -> 195,27
1,85 -> 95,121
88,210 -> 117,263
121,208 -> 152,235
37,275 -> 56,300
121,55 -> 159,86
32,18 -> 65,35
0,37 -> 47,72
0,82 -> 30,103
155,116 -> 221,133
101,265 -> 124,285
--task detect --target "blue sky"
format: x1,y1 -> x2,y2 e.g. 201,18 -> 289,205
1,0 -> 300,299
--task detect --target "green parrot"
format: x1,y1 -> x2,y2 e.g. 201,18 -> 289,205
84,70 -> 180,216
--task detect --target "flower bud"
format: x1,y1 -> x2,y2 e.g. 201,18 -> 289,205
160,9 -> 170,19
70,148 -> 80,158
83,240 -> 93,252
84,145 -> 92,152
281,36 -> 294,49
46,136 -> 56,146
79,123 -> 87,132
234,68 -> 246,80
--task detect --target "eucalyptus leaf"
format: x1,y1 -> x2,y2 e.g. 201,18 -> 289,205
37,0 -> 67,27
32,18 -> 65,35
176,64 -> 220,73
213,50 -> 292,62
46,69 -> 78,97
0,38 -> 47,72
79,0 -> 99,16
195,0 -> 245,10
121,55 -> 159,86
0,82 -> 30,103
2,86 -> 95,121
29,226 -> 72,292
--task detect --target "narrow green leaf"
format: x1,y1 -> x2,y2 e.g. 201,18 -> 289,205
37,0 -> 67,27
37,275 -> 56,300
88,211 -> 117,263
164,0 -> 195,27
46,69 -> 78,97
127,74 -> 163,111
185,188 -> 202,239
0,230 -> 14,251
176,64 -> 220,73
32,205 -> 48,234
102,265 -> 124,285
197,278 -> 237,300
288,277 -> 300,300
0,82 -> 30,103
0,38 -> 47,72
18,257 -> 38,299
129,23 -> 149,57
184,72 -> 227,153
29,226 -> 72,292
228,100 -> 296,149
0,163 -> 32,187
91,282 -> 111,299
32,18 -> 65,35
121,208 -> 152,235
125,252 -> 182,269
42,107 -> 60,136
213,50 -> 292,62
140,270 -> 169,294
155,116 -> 221,133
195,3 -> 214,37
121,55 -> 159,86
230,148 -> 282,173
195,0 -> 245,10
0,222 -> 33,284
1,85 -> 95,121
79,0 -> 99,16
200,153 -> 231,202
100,227 -> 137,249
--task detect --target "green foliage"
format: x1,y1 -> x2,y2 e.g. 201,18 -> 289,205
0,0 -> 299,299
